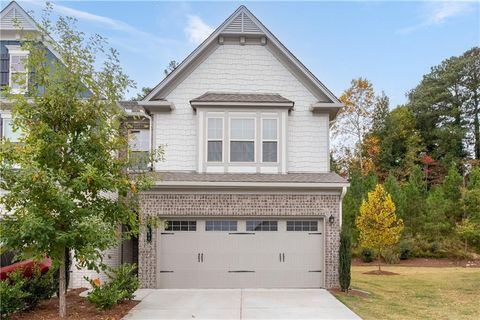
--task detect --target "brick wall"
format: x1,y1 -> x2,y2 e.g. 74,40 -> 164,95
138,192 -> 341,289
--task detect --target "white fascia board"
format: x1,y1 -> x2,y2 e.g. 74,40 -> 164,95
309,102 -> 344,121
152,180 -> 350,189
191,101 -> 294,109
138,101 -> 174,112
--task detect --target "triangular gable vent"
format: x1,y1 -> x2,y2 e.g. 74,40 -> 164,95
223,12 -> 262,34
0,2 -> 37,30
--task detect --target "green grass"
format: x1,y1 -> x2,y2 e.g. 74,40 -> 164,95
333,266 -> 480,320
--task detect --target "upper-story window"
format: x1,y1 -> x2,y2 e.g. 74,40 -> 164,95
230,118 -> 255,162
128,129 -> 150,171
207,118 -> 223,162
262,119 -> 278,163
6,46 -> 29,94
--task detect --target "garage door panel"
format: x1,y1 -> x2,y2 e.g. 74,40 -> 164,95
157,218 -> 324,288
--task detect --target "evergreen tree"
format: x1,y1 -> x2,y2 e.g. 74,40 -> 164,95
339,228 -> 352,292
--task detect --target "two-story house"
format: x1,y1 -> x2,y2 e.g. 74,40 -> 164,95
121,6 -> 349,289
1,2 -> 348,289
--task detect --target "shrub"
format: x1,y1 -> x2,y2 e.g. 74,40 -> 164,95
86,282 -> 124,310
381,247 -> 400,264
22,267 -> 58,309
0,270 -> 29,319
399,239 -> 413,260
86,263 -> 139,310
360,248 -> 374,262
339,228 -> 352,292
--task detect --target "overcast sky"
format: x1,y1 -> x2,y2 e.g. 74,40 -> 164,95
9,0 -> 480,106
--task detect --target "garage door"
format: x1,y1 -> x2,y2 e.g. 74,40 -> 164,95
157,219 -> 324,288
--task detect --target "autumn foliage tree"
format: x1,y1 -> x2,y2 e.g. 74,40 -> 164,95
356,184 -> 404,271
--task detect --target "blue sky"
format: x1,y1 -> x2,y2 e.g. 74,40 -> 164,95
9,1 -> 480,106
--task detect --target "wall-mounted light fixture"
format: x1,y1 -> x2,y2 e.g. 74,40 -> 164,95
146,225 -> 152,243
328,214 -> 335,225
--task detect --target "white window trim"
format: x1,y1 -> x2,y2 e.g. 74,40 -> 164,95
206,117 -> 224,163
261,118 -> 279,163
228,117 -> 256,163
6,46 -> 29,94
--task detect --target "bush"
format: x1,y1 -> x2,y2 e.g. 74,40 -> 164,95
0,271 -> 29,319
360,248 -> 374,262
86,263 -> 139,310
399,239 -> 413,260
339,228 -> 352,292
0,265 -> 58,319
381,247 -> 400,264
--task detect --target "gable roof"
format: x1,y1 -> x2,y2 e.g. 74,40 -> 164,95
144,5 -> 342,106
0,1 -> 38,31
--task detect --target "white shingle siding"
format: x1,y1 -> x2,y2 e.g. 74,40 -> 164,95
154,44 -> 329,172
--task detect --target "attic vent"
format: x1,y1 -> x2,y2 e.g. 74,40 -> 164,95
0,5 -> 35,30
223,12 -> 262,34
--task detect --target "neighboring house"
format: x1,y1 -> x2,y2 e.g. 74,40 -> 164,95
1,2 -> 349,290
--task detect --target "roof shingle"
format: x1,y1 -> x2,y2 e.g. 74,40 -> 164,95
190,92 -> 293,104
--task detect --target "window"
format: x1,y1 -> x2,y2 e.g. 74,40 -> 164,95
262,119 -> 278,162
1,118 -> 22,142
230,118 -> 255,162
205,220 -> 237,231
165,220 -> 197,231
128,129 -> 150,170
286,221 -> 318,231
207,118 -> 223,162
246,220 -> 278,231
8,49 -> 28,94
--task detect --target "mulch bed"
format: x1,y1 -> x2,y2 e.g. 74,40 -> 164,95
362,270 -> 399,276
352,257 -> 480,268
329,287 -> 370,298
11,288 -> 139,320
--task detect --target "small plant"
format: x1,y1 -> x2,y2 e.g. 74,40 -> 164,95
360,248 -> 374,262
399,240 -> 413,260
339,228 -> 352,292
0,270 -> 29,319
85,263 -> 139,310
381,247 -> 400,264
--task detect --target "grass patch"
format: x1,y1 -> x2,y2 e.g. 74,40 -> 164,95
333,266 -> 480,320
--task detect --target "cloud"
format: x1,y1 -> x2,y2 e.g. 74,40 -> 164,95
185,15 -> 214,45
22,0 -> 180,47
397,1 -> 474,34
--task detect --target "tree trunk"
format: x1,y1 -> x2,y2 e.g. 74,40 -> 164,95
59,251 -> 67,318
474,108 -> 479,160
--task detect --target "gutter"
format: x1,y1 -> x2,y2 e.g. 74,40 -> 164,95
152,180 -> 350,189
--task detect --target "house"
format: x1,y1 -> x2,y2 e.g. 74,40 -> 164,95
1,2 -> 349,289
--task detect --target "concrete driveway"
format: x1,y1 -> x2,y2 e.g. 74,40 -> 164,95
123,289 -> 361,320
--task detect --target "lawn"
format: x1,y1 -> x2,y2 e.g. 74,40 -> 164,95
334,266 -> 480,320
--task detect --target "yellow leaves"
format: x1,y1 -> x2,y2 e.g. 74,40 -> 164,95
356,184 -> 404,252
129,181 -> 137,193
91,278 -> 101,288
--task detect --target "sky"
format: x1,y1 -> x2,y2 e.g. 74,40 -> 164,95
7,0 -> 480,106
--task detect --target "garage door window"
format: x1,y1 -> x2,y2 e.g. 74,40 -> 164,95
205,220 -> 237,231
286,221 -> 318,231
246,220 -> 277,231
165,221 -> 196,231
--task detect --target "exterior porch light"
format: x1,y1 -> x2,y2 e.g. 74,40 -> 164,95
328,214 -> 335,225
146,225 -> 152,243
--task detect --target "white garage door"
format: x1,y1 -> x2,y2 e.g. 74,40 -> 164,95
157,219 -> 324,288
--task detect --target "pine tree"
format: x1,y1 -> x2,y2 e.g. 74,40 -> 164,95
339,228 -> 352,292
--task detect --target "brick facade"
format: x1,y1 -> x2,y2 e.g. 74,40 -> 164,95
138,192 -> 341,289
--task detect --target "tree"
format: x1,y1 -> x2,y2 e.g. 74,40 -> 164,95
339,228 -> 352,292
407,48 -> 479,165
356,184 -> 404,271
372,91 -> 390,134
0,9 -> 151,318
131,87 -> 152,101
164,60 -> 179,77
333,78 -> 376,171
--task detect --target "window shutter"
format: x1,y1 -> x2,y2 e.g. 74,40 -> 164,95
0,53 -> 9,86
